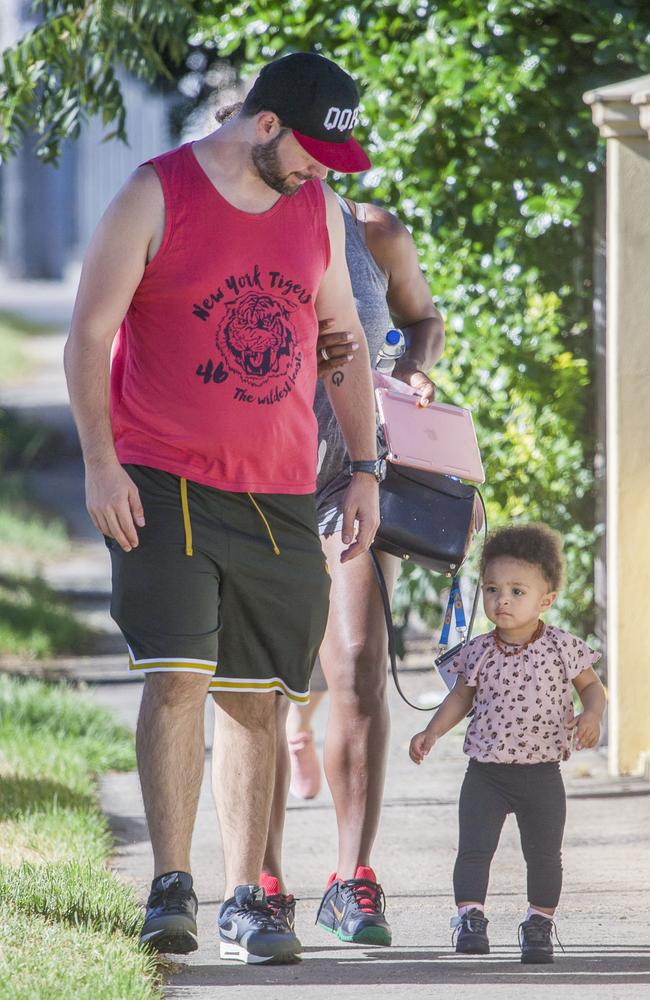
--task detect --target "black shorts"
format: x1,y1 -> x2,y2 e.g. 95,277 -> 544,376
107,465 -> 331,702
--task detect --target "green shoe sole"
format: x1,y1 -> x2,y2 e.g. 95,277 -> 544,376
317,921 -> 391,946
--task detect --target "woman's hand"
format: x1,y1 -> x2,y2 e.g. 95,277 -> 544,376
409,727 -> 437,764
316,318 -> 359,377
392,358 -> 436,408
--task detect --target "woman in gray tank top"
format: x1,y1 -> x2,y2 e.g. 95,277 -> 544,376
264,195 -> 445,945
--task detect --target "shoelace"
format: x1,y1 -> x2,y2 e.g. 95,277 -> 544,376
228,898 -> 277,929
149,885 -> 193,912
518,917 -> 565,953
266,892 -> 297,929
267,892 -> 297,914
450,910 -> 488,946
340,878 -> 386,914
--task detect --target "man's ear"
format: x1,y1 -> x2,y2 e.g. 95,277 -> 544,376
540,590 -> 557,612
255,111 -> 282,140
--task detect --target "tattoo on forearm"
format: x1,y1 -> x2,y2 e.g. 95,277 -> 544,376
332,370 -> 344,387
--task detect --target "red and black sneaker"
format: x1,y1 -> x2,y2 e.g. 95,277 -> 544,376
259,873 -> 297,935
316,866 -> 391,946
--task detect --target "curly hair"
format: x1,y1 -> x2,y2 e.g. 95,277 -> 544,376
479,523 -> 565,591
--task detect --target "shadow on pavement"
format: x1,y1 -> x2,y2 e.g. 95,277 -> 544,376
166,946 -> 650,989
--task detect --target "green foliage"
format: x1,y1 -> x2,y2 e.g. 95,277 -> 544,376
3,1 -> 649,635
0,0 -> 195,162
195,0 -> 646,636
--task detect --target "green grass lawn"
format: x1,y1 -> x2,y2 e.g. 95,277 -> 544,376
0,310 -> 96,658
0,675 -> 162,999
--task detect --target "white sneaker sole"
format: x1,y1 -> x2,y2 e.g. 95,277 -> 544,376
219,940 -> 301,964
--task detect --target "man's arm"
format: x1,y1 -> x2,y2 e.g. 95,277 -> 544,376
315,182 -> 379,562
63,165 -> 163,551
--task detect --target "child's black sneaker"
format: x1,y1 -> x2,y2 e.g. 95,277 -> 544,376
218,884 -> 302,964
451,908 -> 490,955
316,866 -> 391,946
140,870 -> 198,954
518,914 -> 559,964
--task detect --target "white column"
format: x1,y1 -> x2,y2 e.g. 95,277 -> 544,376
584,76 -> 650,776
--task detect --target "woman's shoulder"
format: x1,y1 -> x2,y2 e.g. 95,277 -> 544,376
361,204 -> 414,271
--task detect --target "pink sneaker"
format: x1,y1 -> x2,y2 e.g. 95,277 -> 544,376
288,730 -> 321,799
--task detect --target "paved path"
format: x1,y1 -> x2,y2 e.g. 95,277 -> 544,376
1,289 -> 649,998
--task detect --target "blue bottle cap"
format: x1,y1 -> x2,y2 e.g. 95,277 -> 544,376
386,329 -> 401,345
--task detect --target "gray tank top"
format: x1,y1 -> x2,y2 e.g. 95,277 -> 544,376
314,196 -> 392,496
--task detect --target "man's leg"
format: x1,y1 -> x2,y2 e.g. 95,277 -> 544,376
211,689 -> 302,964
211,690 -> 280,896
136,670 -> 211,953
137,671 -> 212,876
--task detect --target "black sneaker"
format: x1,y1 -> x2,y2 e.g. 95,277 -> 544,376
140,871 -> 198,954
218,884 -> 302,964
316,866 -> 391,946
519,914 -> 560,964
451,908 -> 490,955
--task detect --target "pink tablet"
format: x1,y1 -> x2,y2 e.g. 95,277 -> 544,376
375,387 -> 485,484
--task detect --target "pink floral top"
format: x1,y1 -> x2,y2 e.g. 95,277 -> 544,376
449,625 -> 600,764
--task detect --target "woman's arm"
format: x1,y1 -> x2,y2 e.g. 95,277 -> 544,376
364,206 -> 445,403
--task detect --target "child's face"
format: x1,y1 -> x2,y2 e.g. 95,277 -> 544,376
482,557 -> 556,632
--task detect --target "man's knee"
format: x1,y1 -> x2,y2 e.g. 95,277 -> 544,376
212,690 -> 279,732
142,671 -> 211,711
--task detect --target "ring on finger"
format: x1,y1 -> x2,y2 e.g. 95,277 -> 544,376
320,346 -> 330,361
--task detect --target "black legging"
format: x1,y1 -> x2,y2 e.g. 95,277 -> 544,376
453,758 -> 566,909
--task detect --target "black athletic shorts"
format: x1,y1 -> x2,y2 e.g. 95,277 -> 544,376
106,465 -> 331,702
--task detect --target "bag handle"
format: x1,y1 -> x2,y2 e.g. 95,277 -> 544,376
370,489 -> 487,712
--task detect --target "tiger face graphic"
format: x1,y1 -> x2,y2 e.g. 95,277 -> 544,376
218,292 -> 297,385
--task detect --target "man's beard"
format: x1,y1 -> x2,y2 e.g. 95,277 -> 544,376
251,132 -> 305,196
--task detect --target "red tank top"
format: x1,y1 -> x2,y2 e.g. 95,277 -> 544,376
110,142 -> 330,493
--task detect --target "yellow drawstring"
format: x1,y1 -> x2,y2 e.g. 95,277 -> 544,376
179,478 -> 193,556
247,493 -> 280,556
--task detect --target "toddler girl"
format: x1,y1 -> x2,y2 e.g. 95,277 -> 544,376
409,523 -> 606,963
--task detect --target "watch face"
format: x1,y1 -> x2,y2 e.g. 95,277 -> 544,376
378,458 -> 387,481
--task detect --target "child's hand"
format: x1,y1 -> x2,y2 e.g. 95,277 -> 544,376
409,728 -> 437,764
568,710 -> 601,750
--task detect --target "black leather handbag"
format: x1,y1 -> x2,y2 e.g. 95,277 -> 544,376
373,462 -> 479,575
370,459 -> 486,711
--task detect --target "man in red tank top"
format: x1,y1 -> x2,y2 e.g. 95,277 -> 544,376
65,53 -> 380,965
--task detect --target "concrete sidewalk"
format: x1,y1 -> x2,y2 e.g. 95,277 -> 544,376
95,678 -> 650,1000
1,300 -> 649,998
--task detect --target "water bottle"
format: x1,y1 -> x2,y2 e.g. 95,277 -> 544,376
375,328 -> 406,374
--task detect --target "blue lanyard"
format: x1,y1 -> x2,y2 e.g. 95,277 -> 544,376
438,576 -> 467,649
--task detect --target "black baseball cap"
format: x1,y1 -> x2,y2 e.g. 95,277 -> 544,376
245,52 -> 371,173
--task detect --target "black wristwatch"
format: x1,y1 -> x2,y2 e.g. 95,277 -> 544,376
348,459 -> 386,483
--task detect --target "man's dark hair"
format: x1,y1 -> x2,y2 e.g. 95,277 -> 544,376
480,523 -> 565,591
215,101 -> 244,124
